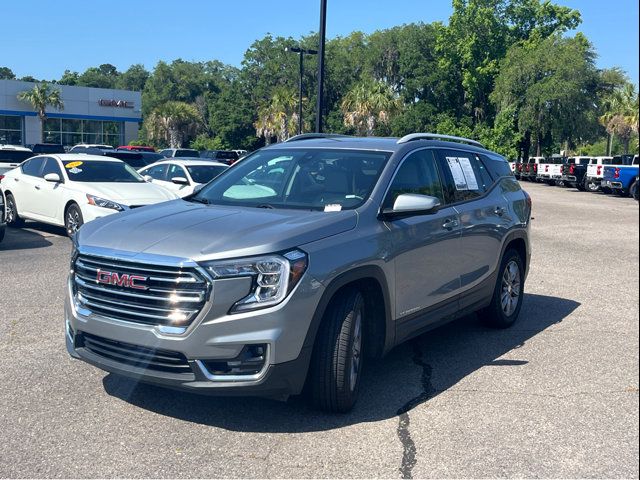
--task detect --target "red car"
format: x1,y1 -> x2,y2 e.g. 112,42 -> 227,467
117,145 -> 155,152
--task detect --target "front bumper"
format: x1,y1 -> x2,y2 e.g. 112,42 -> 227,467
65,256 -> 323,398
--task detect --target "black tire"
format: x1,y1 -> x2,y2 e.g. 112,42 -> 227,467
4,193 -> 24,227
632,181 -> 639,201
585,177 -> 600,192
309,288 -> 365,413
0,226 -> 4,243
479,249 -> 525,329
64,203 -> 84,237
576,180 -> 586,191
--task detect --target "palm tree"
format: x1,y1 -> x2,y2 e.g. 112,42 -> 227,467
599,83 -> 639,154
145,101 -> 201,148
254,88 -> 299,144
341,80 -> 402,136
17,83 -> 64,143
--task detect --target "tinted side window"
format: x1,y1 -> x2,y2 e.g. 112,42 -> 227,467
383,149 -> 444,209
21,158 -> 44,177
41,157 -> 62,178
167,164 -> 187,180
145,164 -> 168,180
481,153 -> 513,179
438,149 -> 487,203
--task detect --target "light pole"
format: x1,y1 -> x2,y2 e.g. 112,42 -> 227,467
316,0 -> 327,133
285,46 -> 318,135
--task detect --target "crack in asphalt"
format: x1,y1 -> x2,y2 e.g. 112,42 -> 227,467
396,341 -> 435,479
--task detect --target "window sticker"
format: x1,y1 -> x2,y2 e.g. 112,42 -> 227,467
446,156 -> 479,190
446,157 -> 468,190
68,167 -> 82,174
65,161 -> 83,169
457,157 -> 479,190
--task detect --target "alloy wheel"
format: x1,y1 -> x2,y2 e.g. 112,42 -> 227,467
501,260 -> 521,317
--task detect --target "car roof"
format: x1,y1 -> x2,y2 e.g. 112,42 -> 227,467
261,135 -> 492,154
0,144 -> 32,152
146,159 -> 228,167
47,153 -> 122,162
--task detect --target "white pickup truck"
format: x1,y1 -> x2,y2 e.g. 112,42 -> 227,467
584,156 -> 616,192
536,156 -> 565,185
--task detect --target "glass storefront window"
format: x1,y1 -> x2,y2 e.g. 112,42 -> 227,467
42,118 -> 124,147
0,114 -> 24,145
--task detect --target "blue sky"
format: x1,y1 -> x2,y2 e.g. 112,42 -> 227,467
3,0 -> 638,84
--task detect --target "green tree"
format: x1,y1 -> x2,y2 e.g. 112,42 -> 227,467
600,83 -> 639,154
341,80 -> 402,135
116,64 -> 149,92
17,83 -> 64,143
491,33 -> 599,157
58,70 -> 80,86
254,87 -> 299,144
145,101 -> 201,148
0,67 -> 15,80
76,63 -> 120,88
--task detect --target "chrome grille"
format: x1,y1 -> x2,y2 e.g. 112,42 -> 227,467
73,254 -> 210,327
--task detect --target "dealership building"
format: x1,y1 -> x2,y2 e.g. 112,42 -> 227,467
0,79 -> 141,148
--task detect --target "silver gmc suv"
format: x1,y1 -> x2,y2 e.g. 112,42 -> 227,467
65,133 -> 531,412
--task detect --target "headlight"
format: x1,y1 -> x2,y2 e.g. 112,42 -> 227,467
200,250 -> 308,313
86,194 -> 125,211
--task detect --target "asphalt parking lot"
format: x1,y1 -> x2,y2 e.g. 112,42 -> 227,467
0,182 -> 638,478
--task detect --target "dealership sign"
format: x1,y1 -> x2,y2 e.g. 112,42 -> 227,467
98,99 -> 134,109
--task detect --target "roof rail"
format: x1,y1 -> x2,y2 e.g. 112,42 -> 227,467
284,133 -> 351,143
396,133 -> 484,148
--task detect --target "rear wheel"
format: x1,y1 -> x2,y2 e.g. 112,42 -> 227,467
64,203 -> 84,237
632,181 -> 639,201
309,288 -> 365,412
576,180 -> 586,191
585,178 -> 600,192
5,194 -> 24,227
480,249 -> 524,329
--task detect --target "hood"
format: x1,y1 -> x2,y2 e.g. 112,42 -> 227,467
76,182 -> 178,205
77,200 -> 358,261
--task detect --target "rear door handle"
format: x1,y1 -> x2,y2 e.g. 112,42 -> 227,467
494,206 -> 505,216
35,185 -> 41,190
442,218 -> 459,230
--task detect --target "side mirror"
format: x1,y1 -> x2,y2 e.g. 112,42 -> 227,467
44,173 -> 62,183
380,194 -> 441,220
143,175 -> 153,182
171,176 -> 189,185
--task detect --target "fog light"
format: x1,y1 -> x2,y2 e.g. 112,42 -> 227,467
200,344 -> 267,376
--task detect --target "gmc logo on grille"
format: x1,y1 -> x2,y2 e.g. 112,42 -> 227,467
96,270 -> 148,290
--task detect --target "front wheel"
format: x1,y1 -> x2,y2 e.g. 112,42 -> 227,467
5,194 -> 24,227
64,203 -> 84,237
480,249 -> 525,329
309,289 -> 365,412
632,181 -> 639,201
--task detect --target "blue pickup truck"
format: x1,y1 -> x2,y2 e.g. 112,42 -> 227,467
601,155 -> 639,197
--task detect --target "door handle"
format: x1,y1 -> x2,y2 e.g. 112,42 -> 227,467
442,218 -> 459,230
14,178 -> 19,182
35,185 -> 41,190
494,206 -> 505,216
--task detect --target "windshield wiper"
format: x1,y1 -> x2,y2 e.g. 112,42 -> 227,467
189,196 -> 210,205
256,203 -> 275,209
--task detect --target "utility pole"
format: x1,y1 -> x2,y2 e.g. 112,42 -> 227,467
285,46 -> 318,135
315,0 -> 327,133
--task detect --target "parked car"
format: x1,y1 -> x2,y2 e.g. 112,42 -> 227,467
588,155 -> 635,193
0,185 -> 5,243
601,155 -> 639,197
1,154 -> 178,236
560,156 -> 592,190
138,159 -> 228,197
584,156 -> 614,192
71,148 -> 162,169
31,143 -> 66,154
0,145 -> 33,165
117,145 -> 155,152
200,150 -> 240,165
69,144 -> 114,153
521,156 -> 544,181
158,148 -> 200,158
65,132 -> 531,412
515,159 -> 525,179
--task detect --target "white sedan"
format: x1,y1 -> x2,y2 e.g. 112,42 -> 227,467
1,154 -> 179,236
138,158 -> 228,197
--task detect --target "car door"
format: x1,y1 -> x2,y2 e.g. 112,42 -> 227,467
35,157 -> 66,221
141,163 -> 170,189
13,157 -> 45,216
436,149 -> 509,295
381,148 -> 462,334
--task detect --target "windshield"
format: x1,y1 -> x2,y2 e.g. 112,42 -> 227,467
175,149 -> 199,158
191,148 -> 391,210
186,165 -> 228,184
62,160 -> 144,183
